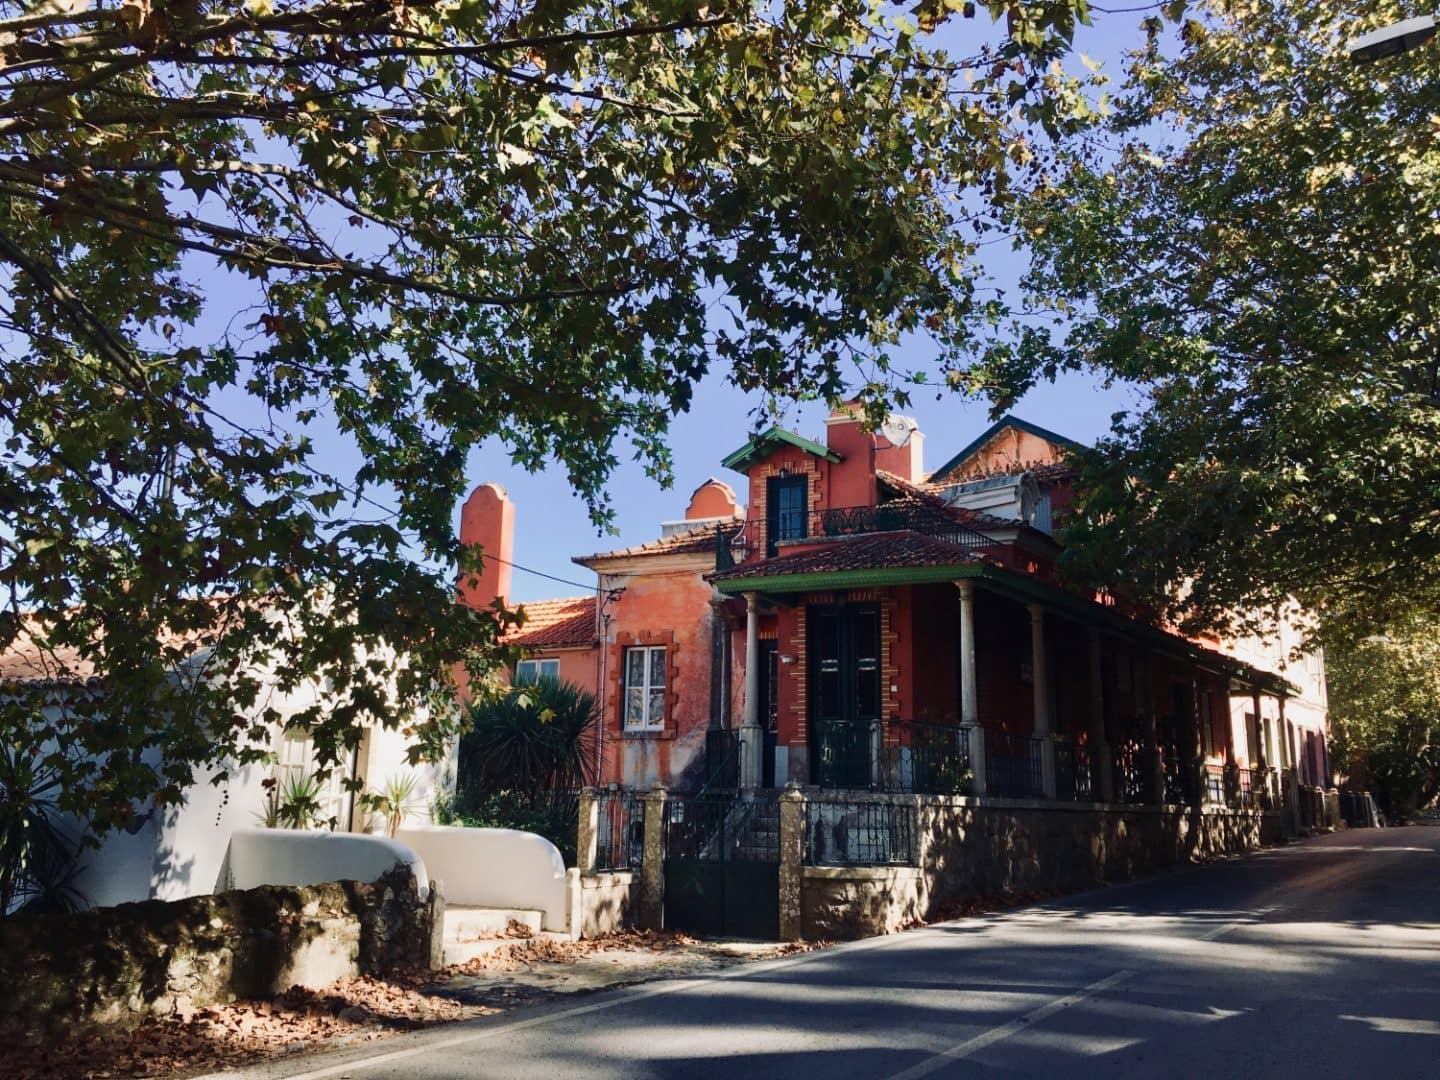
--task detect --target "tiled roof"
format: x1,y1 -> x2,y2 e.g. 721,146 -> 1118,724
930,459 -> 1079,486
875,472 -> 1022,529
505,595 -> 597,649
711,530 -> 988,583
0,635 -> 93,685
574,524 -> 721,564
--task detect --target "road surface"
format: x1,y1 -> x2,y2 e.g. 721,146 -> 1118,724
223,827 -> 1440,1079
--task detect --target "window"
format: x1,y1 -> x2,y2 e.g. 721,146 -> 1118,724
766,475 -> 808,556
515,658 -> 560,685
623,645 -> 667,730
275,730 -> 350,829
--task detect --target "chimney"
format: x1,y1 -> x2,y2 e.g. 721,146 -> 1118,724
875,427 -> 925,484
685,479 -> 742,521
458,482 -> 514,609
824,401 -> 877,507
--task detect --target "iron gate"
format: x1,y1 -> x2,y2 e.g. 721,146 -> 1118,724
663,793 -> 780,939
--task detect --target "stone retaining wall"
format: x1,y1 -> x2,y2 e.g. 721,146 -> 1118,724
801,798 -> 1269,940
0,868 -> 440,1039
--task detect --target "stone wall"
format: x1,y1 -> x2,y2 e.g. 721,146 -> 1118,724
573,870 -> 638,938
0,869 -> 440,1039
800,797 -> 1269,941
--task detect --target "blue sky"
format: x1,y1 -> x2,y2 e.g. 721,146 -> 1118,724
463,13 -> 1158,601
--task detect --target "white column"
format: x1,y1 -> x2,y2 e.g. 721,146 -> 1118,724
741,592 -> 762,788
957,580 -> 986,795
1028,603 -> 1057,799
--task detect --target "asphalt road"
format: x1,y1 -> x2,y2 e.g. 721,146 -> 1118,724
225,827 -> 1440,1080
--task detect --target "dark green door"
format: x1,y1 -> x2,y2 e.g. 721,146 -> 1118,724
809,603 -> 881,788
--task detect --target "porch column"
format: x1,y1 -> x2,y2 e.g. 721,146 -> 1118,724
957,580 -> 986,795
1028,603 -> 1057,799
1088,629 -> 1114,803
1144,651 -> 1164,805
741,592 -> 763,789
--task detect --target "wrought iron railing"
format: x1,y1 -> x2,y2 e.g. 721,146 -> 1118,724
1204,762 -> 1226,805
1113,743 -> 1158,806
1161,750 -> 1199,806
1054,739 -> 1093,802
986,730 -> 1045,799
811,717 -> 975,795
1233,766 -> 1256,811
714,500 -> 1003,572
665,792 -> 780,862
595,787 -> 643,872
804,798 -> 915,866
893,719 -> 975,795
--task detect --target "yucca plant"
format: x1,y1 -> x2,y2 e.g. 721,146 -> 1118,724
274,771 -> 327,830
459,677 -> 599,802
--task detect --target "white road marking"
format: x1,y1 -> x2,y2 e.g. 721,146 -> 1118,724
204,928 -> 931,1080
882,969 -> 1137,1080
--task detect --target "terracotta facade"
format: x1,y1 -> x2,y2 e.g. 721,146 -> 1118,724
457,409 -> 1331,802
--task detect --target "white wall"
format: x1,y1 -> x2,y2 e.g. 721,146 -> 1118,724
225,828 -> 429,895
397,825 -> 568,931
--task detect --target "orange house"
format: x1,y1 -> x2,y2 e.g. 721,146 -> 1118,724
458,411 -> 1330,808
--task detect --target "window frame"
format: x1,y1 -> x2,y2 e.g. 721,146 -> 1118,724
622,644 -> 668,731
766,474 -> 808,556
515,657 -> 560,685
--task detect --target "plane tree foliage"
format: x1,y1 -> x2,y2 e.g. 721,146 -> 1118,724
1328,625 -> 1440,818
0,0 -> 1097,832
988,0 -> 1440,642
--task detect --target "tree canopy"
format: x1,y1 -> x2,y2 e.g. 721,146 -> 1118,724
0,0 -> 1097,831
1328,625 -> 1440,818
991,0 -> 1440,643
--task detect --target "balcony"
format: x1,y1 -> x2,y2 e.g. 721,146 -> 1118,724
715,501 -> 1002,572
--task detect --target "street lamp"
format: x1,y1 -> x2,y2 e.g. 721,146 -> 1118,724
1349,14 -> 1437,63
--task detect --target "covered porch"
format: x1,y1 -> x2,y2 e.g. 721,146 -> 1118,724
712,556 -> 1290,810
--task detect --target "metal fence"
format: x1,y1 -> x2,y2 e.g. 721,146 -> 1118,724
595,787 -> 644,872
1113,744 -> 1157,805
810,717 -> 975,795
804,799 -> 915,866
703,728 -> 741,792
986,730 -> 1045,799
665,793 -> 781,862
1054,739 -> 1093,802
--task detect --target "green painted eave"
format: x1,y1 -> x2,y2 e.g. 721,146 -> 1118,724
715,562 -> 985,594
721,426 -> 842,472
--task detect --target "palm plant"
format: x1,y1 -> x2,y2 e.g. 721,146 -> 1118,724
0,741 -> 83,915
273,771 -> 327,830
459,677 -> 599,802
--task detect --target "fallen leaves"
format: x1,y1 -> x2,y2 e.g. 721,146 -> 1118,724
5,929 -> 769,1079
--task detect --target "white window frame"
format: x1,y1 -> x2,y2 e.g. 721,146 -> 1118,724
623,644 -> 668,731
275,730 -> 350,830
515,658 -> 560,685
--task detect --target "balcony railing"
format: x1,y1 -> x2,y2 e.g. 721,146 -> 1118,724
1113,743 -> 1158,806
715,500 -> 1003,572
1054,739 -> 1094,802
986,731 -> 1045,799
811,717 -> 975,795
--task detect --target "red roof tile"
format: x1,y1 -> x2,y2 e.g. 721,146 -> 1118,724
575,524 -> 720,564
505,595 -> 597,650
711,530 -> 990,582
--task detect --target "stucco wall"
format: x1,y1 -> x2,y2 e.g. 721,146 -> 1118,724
224,829 -> 429,897
397,825 -> 567,931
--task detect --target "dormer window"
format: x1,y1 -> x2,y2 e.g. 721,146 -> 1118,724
766,475 -> 808,556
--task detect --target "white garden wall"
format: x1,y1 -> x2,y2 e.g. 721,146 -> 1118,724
224,828 -> 429,895
397,825 -> 567,931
